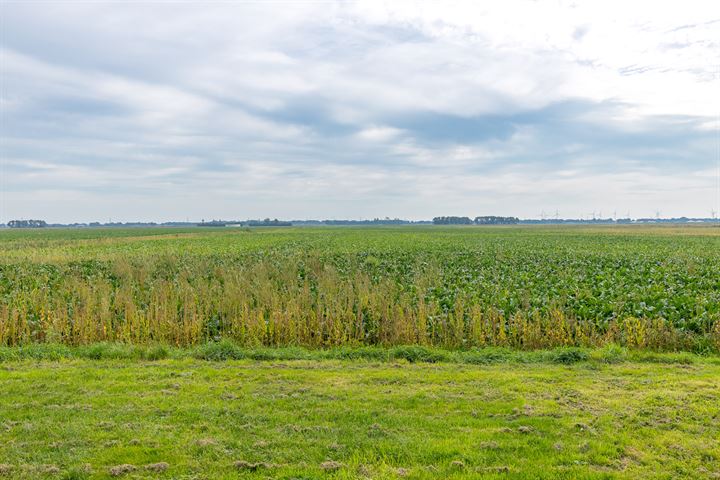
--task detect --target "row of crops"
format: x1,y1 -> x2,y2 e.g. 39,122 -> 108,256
1,226 -> 719,351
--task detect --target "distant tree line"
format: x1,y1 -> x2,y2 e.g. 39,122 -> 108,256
433,216 -> 519,225
8,219 -> 47,228
196,219 -> 292,227
245,218 -> 292,227
4,216 -> 716,230
521,218 -> 624,224
475,216 -> 520,225
518,217 -> 717,224
197,220 -> 228,227
294,218 -> 430,226
432,216 -> 473,225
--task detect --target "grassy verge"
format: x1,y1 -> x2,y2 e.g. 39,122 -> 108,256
1,356 -> 719,479
0,341 -> 718,365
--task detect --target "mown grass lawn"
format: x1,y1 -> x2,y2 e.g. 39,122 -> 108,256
1,358 -> 719,479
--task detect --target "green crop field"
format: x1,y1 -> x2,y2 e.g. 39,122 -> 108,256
1,225 -> 720,479
1,225 -> 719,350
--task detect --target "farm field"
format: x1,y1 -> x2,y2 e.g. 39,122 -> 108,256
1,225 -> 719,351
1,354 -> 719,479
8,2 -> 718,479
1,226 -> 719,479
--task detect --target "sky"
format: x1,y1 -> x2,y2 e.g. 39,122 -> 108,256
1,0 -> 719,222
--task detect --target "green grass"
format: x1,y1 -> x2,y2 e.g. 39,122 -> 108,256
1,354 -> 719,479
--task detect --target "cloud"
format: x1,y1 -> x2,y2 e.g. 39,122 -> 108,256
1,0 -> 719,221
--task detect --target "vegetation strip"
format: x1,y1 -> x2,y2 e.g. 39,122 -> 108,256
1,341 -> 718,365
1,226 -> 719,351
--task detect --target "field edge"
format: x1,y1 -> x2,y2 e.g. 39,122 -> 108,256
2,340 -> 719,365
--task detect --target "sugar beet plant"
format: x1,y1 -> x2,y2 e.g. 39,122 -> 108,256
0,226 -> 718,351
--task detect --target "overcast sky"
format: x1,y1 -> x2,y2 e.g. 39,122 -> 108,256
1,1 -> 719,222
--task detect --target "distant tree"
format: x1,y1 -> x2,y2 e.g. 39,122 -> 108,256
319,218 -> 417,225
474,216 -> 519,225
433,216 -> 473,225
197,220 -> 227,227
246,219 -> 292,227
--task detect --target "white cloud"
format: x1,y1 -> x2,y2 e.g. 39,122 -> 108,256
1,0 -> 719,222
355,126 -> 404,141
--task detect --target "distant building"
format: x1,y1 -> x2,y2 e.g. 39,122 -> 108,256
8,219 -> 47,228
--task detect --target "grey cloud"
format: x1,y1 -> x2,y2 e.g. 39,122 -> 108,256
1,2 -> 718,221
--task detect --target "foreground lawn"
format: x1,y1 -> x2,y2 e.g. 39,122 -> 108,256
1,358 -> 719,479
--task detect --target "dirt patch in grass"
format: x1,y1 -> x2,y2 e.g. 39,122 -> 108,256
42,465 -> 60,474
109,464 -> 136,476
196,438 -> 217,447
234,460 -> 272,471
320,460 -> 343,472
145,462 -> 169,473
